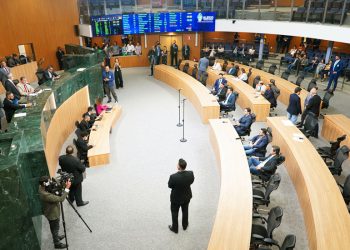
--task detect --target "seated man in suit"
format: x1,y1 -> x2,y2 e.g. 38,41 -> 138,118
76,131 -> 93,165
83,107 -> 97,126
17,76 -> 35,96
227,63 -> 236,75
248,145 -> 281,178
212,73 -> 227,95
234,108 -> 253,136
219,86 -> 236,112
79,114 -> 92,133
264,84 -> 277,108
191,64 -> 198,79
43,65 -> 60,82
0,61 -> 11,86
3,91 -> 29,123
244,128 -> 269,156
4,73 -> 21,101
215,82 -> 228,102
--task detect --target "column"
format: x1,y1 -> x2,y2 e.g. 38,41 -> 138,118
325,41 -> 334,64
258,36 -> 264,61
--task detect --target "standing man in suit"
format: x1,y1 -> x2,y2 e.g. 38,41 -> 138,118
168,158 -> 194,234
211,73 -> 227,95
0,61 -> 11,86
248,146 -> 281,178
76,131 -> 93,165
155,43 -> 162,65
114,58 -> 124,88
56,47 -> 65,70
324,55 -> 343,93
219,86 -> 236,112
4,73 -> 21,100
43,65 -> 60,82
182,43 -> 190,60
170,40 -> 179,67
198,56 -> 209,82
286,87 -> 302,124
298,87 -> 322,127
59,146 -> 89,207
215,82 -> 228,102
148,46 -> 156,76
102,66 -> 118,103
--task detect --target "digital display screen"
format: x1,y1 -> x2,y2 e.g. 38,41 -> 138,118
91,15 -> 123,37
121,12 -> 216,34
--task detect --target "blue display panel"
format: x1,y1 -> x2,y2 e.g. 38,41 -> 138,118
91,15 -> 123,37
121,12 -> 216,34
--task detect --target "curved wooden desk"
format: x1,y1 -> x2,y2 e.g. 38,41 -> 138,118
321,114 -> 350,148
267,116 -> 350,250
154,65 -> 219,124
208,119 -> 252,250
180,60 -> 271,122
88,105 -> 122,167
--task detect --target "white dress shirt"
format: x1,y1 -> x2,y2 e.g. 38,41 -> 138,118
212,62 -> 222,71
239,73 -> 248,81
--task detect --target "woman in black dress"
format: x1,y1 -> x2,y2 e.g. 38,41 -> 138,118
114,58 -> 124,88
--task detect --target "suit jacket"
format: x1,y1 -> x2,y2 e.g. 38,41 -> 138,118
258,154 -> 280,175
4,79 -> 21,100
3,98 -> 24,123
39,185 -> 69,221
264,89 -> 276,107
58,154 -> 86,185
222,92 -> 236,109
216,86 -> 228,102
0,67 -> 10,84
305,94 -> 321,117
155,46 -> 162,57
76,136 -> 93,155
251,135 -> 269,149
237,114 -> 253,130
182,45 -> 190,57
170,44 -> 178,55
198,57 -> 209,71
329,60 -> 344,76
168,170 -> 194,204
227,67 -> 236,76
43,70 -> 58,82
213,78 -> 227,93
287,93 -> 302,115
79,119 -> 91,133
83,112 -> 96,125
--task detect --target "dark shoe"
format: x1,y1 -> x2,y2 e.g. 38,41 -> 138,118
183,224 -> 188,230
330,90 -> 334,95
168,225 -> 178,234
77,201 -> 89,207
54,243 -> 67,249
149,74 -> 153,76
323,88 -> 329,91
107,100 -> 111,103
58,235 -> 65,241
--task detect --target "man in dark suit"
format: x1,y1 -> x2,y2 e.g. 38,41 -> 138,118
298,87 -> 322,127
76,131 -> 93,165
286,87 -> 302,124
83,106 -> 96,126
56,47 -> 65,70
4,73 -> 21,100
215,82 -> 228,102
212,73 -> 227,95
0,96 -> 7,132
182,43 -> 190,60
3,91 -> 27,123
0,61 -> 11,86
170,40 -> 178,67
7,54 -> 21,67
244,128 -> 269,156
58,146 -> 89,206
219,86 -> 236,112
234,107 -> 253,136
43,65 -> 60,82
264,84 -> 277,108
155,43 -> 162,65
248,145 -> 281,178
168,158 -> 194,234
325,55 -> 344,93
79,114 -> 92,133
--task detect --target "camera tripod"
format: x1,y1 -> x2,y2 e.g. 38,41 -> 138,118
60,198 -> 92,249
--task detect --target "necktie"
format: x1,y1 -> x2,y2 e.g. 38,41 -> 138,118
23,84 -> 29,93
5,67 -> 9,74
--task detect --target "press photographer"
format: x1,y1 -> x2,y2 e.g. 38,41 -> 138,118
39,176 -> 71,249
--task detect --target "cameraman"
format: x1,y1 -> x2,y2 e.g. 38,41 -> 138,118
39,176 -> 71,249
59,145 -> 89,207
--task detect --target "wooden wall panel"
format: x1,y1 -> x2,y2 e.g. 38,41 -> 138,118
0,0 -> 80,71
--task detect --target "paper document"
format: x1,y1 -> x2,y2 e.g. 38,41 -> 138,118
282,120 -> 294,126
77,68 -> 86,72
14,113 -> 27,118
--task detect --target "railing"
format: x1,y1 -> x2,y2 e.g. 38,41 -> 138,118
78,0 -> 350,26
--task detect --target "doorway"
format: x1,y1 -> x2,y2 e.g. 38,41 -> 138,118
160,35 -> 183,65
18,43 -> 36,61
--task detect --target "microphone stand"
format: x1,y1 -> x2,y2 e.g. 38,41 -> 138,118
177,89 -> 183,127
180,99 -> 187,142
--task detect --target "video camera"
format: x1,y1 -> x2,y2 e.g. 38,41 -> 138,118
43,169 -> 74,196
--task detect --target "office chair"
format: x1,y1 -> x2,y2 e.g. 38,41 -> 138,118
306,79 -> 317,92
338,175 -> 350,207
281,71 -> 290,81
36,70 -> 45,85
221,91 -> 238,118
252,156 -> 285,187
294,75 -> 304,87
253,173 -> 281,213
253,76 -> 261,88
317,134 -> 346,162
299,112 -> 319,138
250,206 -> 283,249
257,234 -> 297,250
256,60 -> 264,70
327,145 -> 350,176
252,128 -> 273,158
239,113 -> 256,139
268,64 -> 277,75
321,90 -> 333,109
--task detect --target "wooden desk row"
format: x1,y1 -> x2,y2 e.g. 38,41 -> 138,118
88,105 -> 122,167
322,114 -> 350,149
154,65 -> 219,124
267,116 -> 350,250
208,119 -> 252,250
179,60 -> 271,122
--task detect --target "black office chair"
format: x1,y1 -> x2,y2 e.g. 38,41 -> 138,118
239,113 -> 256,139
268,64 -> 277,75
281,71 -> 290,81
253,173 -> 281,213
221,91 -> 239,118
182,63 -> 189,74
294,75 -> 304,87
328,145 -> 350,176
250,206 -> 283,249
299,112 -> 319,138
252,156 -> 285,188
306,79 -> 317,92
256,60 -> 264,70
321,90 -> 333,109
253,76 -> 261,88
338,175 -> 350,207
317,134 -> 346,162
36,70 -> 45,85
257,234 -> 297,250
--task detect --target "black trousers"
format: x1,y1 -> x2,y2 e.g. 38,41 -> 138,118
171,53 -> 178,67
69,182 -> 83,204
150,64 -> 154,76
103,83 -> 118,102
183,54 -> 189,60
171,200 -> 190,232
49,218 -> 60,244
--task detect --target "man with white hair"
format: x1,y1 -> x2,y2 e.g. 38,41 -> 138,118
297,87 -> 321,127
4,73 -> 21,100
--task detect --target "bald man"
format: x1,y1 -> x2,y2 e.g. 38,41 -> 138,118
298,87 -> 321,127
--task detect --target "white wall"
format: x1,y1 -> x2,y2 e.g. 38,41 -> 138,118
79,24 -> 93,38
216,19 -> 350,44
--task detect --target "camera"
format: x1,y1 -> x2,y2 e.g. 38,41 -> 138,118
43,170 -> 74,196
